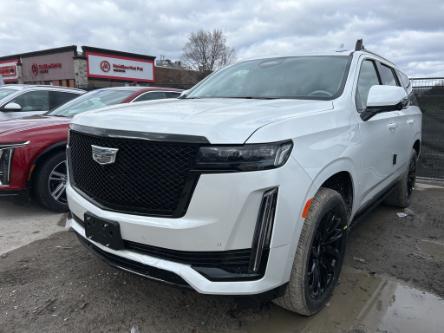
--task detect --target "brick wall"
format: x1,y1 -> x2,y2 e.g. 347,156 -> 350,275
154,67 -> 205,89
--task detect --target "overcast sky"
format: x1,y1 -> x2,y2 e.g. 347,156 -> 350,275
1,0 -> 443,77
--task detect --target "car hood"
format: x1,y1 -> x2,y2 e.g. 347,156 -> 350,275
0,115 -> 70,138
72,98 -> 334,144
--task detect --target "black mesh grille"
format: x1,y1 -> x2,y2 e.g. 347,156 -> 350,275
69,130 -> 200,216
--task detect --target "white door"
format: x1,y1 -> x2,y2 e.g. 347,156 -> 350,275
354,59 -> 399,207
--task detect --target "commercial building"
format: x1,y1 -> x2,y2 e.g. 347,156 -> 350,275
0,46 -> 201,89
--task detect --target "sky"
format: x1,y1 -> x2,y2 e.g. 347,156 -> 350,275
0,0 -> 443,77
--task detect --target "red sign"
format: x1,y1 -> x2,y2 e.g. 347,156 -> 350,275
86,52 -> 154,82
0,59 -> 19,80
32,63 -> 62,76
0,65 -> 16,77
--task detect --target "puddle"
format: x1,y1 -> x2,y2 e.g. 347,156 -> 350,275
246,266 -> 444,333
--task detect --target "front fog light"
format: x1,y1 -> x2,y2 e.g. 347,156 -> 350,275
0,148 -> 13,185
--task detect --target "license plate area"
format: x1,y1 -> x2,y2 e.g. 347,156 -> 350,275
84,213 -> 124,250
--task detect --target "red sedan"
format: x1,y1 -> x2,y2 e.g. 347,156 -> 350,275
0,86 -> 182,211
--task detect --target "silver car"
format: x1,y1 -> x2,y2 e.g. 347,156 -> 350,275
0,84 -> 85,121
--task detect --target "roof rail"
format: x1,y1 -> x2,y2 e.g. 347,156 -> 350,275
353,39 -> 393,64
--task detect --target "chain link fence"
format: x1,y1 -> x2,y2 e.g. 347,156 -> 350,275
411,77 -> 444,180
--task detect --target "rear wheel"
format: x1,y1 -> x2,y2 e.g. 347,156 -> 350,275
33,151 -> 68,212
273,188 -> 348,315
383,150 -> 417,208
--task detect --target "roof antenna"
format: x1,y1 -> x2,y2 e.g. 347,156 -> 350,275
355,39 -> 365,51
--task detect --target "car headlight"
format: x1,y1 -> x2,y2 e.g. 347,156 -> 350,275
0,142 -> 29,186
195,141 -> 293,172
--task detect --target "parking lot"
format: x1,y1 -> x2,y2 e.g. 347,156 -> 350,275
0,182 -> 443,333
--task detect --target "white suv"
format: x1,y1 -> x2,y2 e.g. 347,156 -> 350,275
66,42 -> 422,315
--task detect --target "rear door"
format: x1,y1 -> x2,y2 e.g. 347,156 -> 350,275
376,62 -> 408,175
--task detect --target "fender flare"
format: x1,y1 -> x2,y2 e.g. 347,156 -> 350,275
302,157 -> 358,217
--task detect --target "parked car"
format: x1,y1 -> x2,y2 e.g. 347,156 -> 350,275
0,84 -> 85,121
65,42 -> 421,316
0,86 -> 182,211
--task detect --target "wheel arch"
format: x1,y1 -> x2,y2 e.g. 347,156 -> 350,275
304,158 -> 357,219
30,142 -> 67,184
413,139 -> 421,158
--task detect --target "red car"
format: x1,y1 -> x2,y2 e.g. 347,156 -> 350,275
0,86 -> 182,211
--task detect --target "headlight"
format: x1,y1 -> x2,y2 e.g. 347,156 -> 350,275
195,141 -> 293,172
0,142 -> 29,186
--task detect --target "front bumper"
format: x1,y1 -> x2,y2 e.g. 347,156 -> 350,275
66,157 -> 312,295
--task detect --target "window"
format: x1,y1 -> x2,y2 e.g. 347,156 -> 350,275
49,91 -> 81,110
379,64 -> 399,86
133,91 -> 167,102
0,88 -> 16,100
397,70 -> 411,90
165,92 -> 181,98
49,89 -> 135,117
10,90 -> 49,112
186,56 -> 351,100
356,60 -> 380,112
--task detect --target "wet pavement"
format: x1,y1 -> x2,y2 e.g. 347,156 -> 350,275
246,267 -> 444,333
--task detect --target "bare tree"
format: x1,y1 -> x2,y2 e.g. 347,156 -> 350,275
182,30 -> 235,74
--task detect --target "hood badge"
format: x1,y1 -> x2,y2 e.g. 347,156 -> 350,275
91,145 -> 119,165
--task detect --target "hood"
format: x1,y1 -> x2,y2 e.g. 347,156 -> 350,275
0,115 -> 69,138
72,98 -> 334,143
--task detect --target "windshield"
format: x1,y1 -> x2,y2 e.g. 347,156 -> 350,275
0,88 -> 17,100
49,89 -> 136,117
187,56 -> 350,100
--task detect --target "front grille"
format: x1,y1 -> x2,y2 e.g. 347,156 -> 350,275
69,130 -> 200,217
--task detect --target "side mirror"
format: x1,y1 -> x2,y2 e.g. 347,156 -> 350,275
361,85 -> 408,121
2,102 -> 22,112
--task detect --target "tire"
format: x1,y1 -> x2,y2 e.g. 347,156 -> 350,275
273,188 -> 348,316
383,150 -> 417,209
33,151 -> 68,212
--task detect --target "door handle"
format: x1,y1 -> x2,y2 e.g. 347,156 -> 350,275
407,119 -> 414,126
388,122 -> 398,131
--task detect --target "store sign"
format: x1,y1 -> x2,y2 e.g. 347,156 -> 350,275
0,60 -> 18,79
86,52 -> 154,82
31,63 -> 62,76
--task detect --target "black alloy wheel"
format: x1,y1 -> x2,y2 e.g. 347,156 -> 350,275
306,206 -> 346,300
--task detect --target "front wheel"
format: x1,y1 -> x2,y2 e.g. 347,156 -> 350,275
33,151 -> 68,212
273,188 -> 348,315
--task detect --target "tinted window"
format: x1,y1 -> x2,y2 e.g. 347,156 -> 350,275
397,70 -> 411,90
356,60 -> 380,111
187,56 -> 350,100
165,92 -> 180,98
49,91 -> 81,110
10,90 -> 49,111
49,89 -> 135,117
379,64 -> 398,86
133,91 -> 167,102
